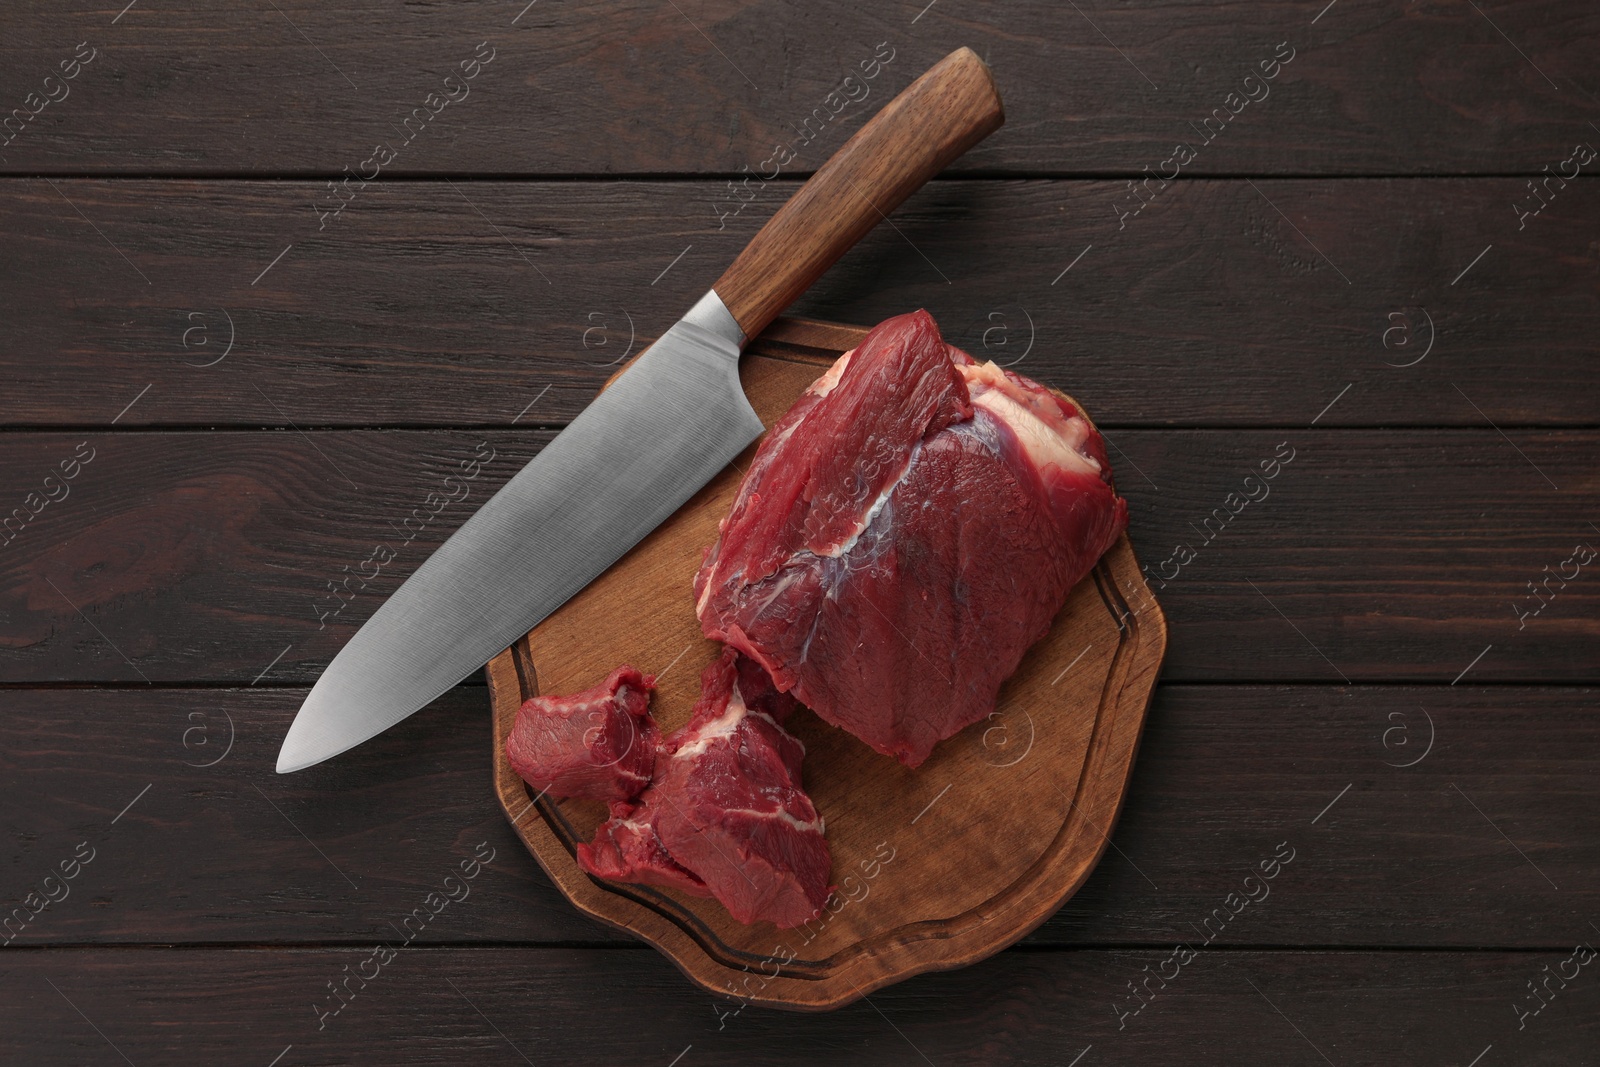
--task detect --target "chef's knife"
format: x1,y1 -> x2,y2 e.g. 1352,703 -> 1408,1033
277,47 -> 1004,773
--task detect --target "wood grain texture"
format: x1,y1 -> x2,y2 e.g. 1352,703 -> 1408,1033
2,946 -> 1593,1065
0,423 -> 1592,686
713,47 -> 1003,338
485,344 -> 1165,1008
3,179 -> 1596,429
1,1 -> 1595,177
2,684 -> 1594,949
3,0 -> 1597,1050
0,684 -> 622,949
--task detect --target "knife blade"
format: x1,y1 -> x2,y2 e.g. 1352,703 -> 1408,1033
277,46 -> 1004,773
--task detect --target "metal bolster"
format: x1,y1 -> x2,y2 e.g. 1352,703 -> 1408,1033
681,289 -> 746,351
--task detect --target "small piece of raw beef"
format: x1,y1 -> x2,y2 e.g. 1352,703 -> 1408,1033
577,798 -> 710,898
695,309 -> 1128,767
577,649 -> 831,929
506,665 -> 659,802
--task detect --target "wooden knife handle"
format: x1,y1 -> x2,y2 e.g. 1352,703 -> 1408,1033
713,47 -> 1004,341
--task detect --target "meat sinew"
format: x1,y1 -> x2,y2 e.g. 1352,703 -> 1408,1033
695,309 -> 1128,767
506,665 -> 659,802
577,648 -> 830,929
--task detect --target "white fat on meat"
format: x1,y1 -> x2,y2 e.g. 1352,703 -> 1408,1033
670,678 -> 797,759
779,354 -> 1104,567
692,347 -> 863,621
742,566 -> 811,618
959,361 -> 1103,480
718,807 -> 825,834
694,568 -> 716,617
814,358 -> 1099,562
818,440 -> 918,560
806,348 -> 855,399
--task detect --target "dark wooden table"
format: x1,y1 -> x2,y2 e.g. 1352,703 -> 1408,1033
4,2 -> 1597,1064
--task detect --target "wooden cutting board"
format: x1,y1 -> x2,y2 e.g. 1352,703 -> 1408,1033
486,316 -> 1167,1011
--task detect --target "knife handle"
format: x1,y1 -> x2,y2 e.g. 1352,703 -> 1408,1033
712,46 -> 1004,342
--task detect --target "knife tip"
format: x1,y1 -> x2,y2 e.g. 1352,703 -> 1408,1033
275,727 -> 324,774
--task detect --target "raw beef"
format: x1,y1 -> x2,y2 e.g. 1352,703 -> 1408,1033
576,798 -> 711,898
505,665 -> 659,802
695,309 -> 1128,767
578,648 -> 831,929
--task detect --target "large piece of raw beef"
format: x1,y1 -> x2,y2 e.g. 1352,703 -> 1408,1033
577,648 -> 830,929
695,309 -> 1128,767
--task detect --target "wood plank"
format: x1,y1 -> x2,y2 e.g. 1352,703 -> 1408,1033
2,178 -> 1597,428
0,685 -> 624,947
0,429 -> 1593,685
2,685 -> 1593,949
3,946 -> 1594,1063
2,1 -> 1595,176
1051,684 -> 1600,947
0,428 -> 556,685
